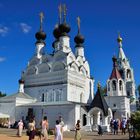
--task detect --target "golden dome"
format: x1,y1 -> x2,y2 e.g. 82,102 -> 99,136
117,33 -> 122,43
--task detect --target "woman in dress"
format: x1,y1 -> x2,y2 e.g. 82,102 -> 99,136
28,118 -> 35,140
55,120 -> 62,140
41,116 -> 49,140
17,120 -> 24,137
75,120 -> 81,140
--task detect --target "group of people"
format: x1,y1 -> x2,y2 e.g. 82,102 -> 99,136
16,116 -> 65,140
110,118 -> 128,135
16,116 -> 81,140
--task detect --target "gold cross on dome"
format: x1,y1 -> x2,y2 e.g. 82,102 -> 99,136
39,12 -> 44,31
63,4 -> 67,23
58,4 -> 62,24
77,16 -> 81,33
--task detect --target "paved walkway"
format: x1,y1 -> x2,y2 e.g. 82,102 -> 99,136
0,128 -> 129,140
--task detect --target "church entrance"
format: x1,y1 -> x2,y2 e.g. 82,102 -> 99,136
82,114 -> 87,126
88,107 -> 104,131
27,108 -> 34,121
86,107 -> 112,132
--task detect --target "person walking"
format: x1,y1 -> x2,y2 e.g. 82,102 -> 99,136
55,120 -> 63,140
17,120 -> 24,137
121,118 -> 127,135
113,119 -> 118,135
41,116 -> 49,140
59,116 -> 64,140
28,118 -> 36,140
74,120 -> 81,140
98,125 -> 103,136
110,119 -> 114,134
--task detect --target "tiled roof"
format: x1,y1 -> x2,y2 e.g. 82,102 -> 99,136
89,87 -> 109,116
110,67 -> 121,79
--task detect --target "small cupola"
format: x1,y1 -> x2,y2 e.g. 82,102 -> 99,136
74,16 -> 85,47
18,78 -> 24,93
35,12 -> 46,45
58,4 -> 71,37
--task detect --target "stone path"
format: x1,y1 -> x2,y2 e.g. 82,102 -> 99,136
0,128 -> 129,140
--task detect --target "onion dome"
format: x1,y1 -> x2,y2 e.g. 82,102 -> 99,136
74,33 -> 85,45
59,23 -> 71,36
18,79 -> 24,84
117,33 -> 122,43
53,24 -> 61,39
74,16 -> 85,47
35,31 -> 46,40
35,12 -> 46,42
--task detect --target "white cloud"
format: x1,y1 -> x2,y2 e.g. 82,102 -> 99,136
20,23 -> 31,34
0,26 -> 8,37
0,57 -> 6,62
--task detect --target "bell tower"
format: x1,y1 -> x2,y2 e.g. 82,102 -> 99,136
117,33 -> 136,102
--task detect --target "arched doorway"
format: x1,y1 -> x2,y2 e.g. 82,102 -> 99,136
83,114 -> 87,126
88,107 -> 104,131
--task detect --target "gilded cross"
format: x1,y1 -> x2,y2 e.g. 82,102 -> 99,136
77,16 -> 80,33
63,4 -> 67,23
39,12 -> 44,31
58,4 -> 62,24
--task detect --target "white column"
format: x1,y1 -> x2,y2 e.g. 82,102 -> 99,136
36,43 -> 45,59
59,36 -> 71,53
104,116 -> 108,125
75,47 -> 85,58
97,112 -> 100,125
19,83 -> 24,93
86,115 -> 91,126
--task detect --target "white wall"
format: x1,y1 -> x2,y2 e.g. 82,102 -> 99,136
17,103 -> 76,130
105,96 -> 130,119
0,102 -> 16,123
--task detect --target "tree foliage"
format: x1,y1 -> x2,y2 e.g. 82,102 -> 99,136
0,91 -> 6,98
100,86 -> 107,96
131,111 -> 140,135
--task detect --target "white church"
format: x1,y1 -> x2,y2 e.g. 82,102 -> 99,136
0,5 -> 136,131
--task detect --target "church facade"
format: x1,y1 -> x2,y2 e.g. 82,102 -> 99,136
0,5 -> 136,131
18,5 -> 94,129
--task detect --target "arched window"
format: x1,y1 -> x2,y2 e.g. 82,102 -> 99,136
56,89 -> 62,101
127,91 -> 130,97
112,80 -> 116,91
42,93 -> 44,102
108,81 -> 110,91
127,69 -> 131,79
119,80 -> 123,91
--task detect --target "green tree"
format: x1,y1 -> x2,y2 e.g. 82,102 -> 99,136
131,111 -> 140,137
100,86 -> 107,96
0,91 -> 6,97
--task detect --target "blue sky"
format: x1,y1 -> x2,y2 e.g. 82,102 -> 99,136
0,0 -> 140,95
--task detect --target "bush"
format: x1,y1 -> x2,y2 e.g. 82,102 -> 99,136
131,112 -> 140,130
